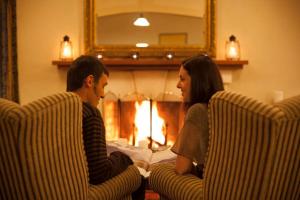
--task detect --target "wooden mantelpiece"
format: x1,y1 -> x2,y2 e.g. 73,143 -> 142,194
52,59 -> 248,70
52,60 -> 73,67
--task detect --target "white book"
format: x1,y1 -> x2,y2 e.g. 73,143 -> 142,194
107,141 -> 176,177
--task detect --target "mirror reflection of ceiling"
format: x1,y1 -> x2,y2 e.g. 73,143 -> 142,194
96,0 -> 205,18
95,0 -> 206,46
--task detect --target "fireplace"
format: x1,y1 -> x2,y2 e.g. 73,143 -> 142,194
102,92 -> 184,149
97,59 -> 244,149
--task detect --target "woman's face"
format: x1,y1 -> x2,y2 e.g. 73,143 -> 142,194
177,66 -> 191,102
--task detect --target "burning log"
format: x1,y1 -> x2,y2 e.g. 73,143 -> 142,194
148,137 -> 165,147
164,123 -> 168,146
132,123 -> 136,146
149,99 -> 153,149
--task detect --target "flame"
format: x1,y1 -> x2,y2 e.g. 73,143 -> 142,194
151,101 -> 165,144
128,135 -> 133,146
167,140 -> 174,146
103,101 -> 119,141
134,100 -> 166,147
134,101 -> 150,145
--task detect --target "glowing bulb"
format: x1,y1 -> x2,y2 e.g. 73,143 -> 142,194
133,14 -> 150,26
97,54 -> 103,59
132,53 -> 139,59
136,43 -> 149,48
166,53 -> 173,59
228,45 -> 238,58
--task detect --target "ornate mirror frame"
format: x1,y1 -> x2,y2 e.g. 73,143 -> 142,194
84,0 -> 216,58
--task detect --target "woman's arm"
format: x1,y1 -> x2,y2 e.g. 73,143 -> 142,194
172,104 -> 208,175
175,155 -> 193,175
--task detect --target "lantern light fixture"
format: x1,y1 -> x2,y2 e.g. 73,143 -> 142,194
59,35 -> 73,61
225,35 -> 241,60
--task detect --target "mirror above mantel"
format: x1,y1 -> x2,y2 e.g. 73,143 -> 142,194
84,0 -> 216,58
53,0 -> 248,70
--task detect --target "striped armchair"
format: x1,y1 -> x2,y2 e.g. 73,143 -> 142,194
149,91 -> 300,200
0,92 -> 141,200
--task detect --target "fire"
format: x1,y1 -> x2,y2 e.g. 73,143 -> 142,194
134,101 -> 150,144
151,102 -> 166,145
134,100 -> 166,147
103,101 -> 119,141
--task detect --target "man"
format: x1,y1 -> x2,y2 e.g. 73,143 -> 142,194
66,55 -> 134,184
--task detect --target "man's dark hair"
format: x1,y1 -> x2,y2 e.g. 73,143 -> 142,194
182,55 -> 224,106
67,55 -> 109,91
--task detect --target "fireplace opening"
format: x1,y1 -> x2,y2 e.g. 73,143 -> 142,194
102,92 -> 184,150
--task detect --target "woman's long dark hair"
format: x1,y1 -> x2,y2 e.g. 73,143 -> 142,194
182,55 -> 224,108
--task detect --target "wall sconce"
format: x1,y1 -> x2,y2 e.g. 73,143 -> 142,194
225,35 -> 240,60
59,35 -> 73,61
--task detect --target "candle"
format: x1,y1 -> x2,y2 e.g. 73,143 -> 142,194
228,46 -> 238,58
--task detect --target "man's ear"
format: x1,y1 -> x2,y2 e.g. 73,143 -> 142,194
83,75 -> 94,88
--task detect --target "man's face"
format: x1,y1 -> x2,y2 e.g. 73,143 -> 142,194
88,73 -> 108,107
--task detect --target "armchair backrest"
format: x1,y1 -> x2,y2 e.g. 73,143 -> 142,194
204,91 -> 299,199
268,95 -> 300,199
0,93 -> 89,199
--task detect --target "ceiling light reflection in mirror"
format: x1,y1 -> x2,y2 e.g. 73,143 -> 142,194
95,0 -> 206,47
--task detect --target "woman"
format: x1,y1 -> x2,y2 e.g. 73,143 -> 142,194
171,55 -> 224,178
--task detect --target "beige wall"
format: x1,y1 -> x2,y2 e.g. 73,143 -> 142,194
217,0 -> 300,102
17,0 -> 83,104
17,0 -> 300,104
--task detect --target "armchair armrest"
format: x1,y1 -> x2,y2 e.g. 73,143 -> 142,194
88,165 -> 141,200
149,163 -> 204,200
